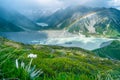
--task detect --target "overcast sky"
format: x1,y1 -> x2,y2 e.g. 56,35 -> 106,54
0,0 -> 120,10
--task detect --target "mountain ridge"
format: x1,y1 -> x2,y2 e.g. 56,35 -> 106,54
37,6 -> 120,37
0,7 -> 42,32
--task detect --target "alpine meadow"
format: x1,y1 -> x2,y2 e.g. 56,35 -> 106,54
0,0 -> 120,80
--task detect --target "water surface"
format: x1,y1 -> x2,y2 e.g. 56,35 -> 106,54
0,31 -> 115,50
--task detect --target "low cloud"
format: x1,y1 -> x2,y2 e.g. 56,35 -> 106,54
0,0 -> 120,10
109,0 -> 120,8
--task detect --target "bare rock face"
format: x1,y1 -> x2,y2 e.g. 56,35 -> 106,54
38,6 -> 120,37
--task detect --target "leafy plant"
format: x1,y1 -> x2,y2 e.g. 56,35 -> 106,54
15,59 -> 43,80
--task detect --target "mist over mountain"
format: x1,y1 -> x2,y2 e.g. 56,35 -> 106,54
0,7 -> 43,32
0,4 -> 120,37
0,0 -> 120,33
37,6 -> 120,37
19,8 -> 57,21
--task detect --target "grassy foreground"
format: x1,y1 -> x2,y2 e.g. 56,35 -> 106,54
0,37 -> 120,80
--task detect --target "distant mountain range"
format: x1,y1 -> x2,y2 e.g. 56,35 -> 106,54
37,6 -> 120,37
0,6 -> 120,37
0,7 -> 42,32
19,8 -> 56,21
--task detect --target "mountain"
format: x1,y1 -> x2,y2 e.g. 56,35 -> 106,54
0,7 -> 42,32
37,6 -> 96,29
37,6 -> 120,37
0,37 -> 120,79
19,8 -> 57,21
93,40 -> 120,60
0,17 -> 24,31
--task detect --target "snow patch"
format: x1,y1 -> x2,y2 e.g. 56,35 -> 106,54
37,23 -> 48,27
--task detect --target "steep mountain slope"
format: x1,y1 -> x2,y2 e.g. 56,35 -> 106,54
38,6 -> 97,29
0,17 -> 24,31
66,8 -> 120,37
0,7 -> 42,32
19,8 -> 56,21
93,40 -> 120,60
0,37 -> 120,80
38,6 -> 120,37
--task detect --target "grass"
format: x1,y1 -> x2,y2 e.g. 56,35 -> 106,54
0,37 -> 120,80
93,40 -> 120,60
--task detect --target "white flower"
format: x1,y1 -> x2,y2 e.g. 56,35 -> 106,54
21,61 -> 25,68
28,53 -> 37,58
16,59 -> 19,68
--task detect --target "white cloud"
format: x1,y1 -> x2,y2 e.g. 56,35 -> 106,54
109,0 -> 120,7
0,0 -> 120,10
59,0 -> 109,7
0,0 -> 64,10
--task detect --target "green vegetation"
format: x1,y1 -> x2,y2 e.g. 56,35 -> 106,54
67,25 -> 120,38
0,37 -> 120,80
93,40 -> 120,60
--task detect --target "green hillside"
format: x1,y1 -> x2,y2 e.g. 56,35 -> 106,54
0,37 -> 120,80
93,40 -> 120,60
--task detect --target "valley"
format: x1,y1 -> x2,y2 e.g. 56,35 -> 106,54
0,30 -> 118,50
0,1 -> 120,80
